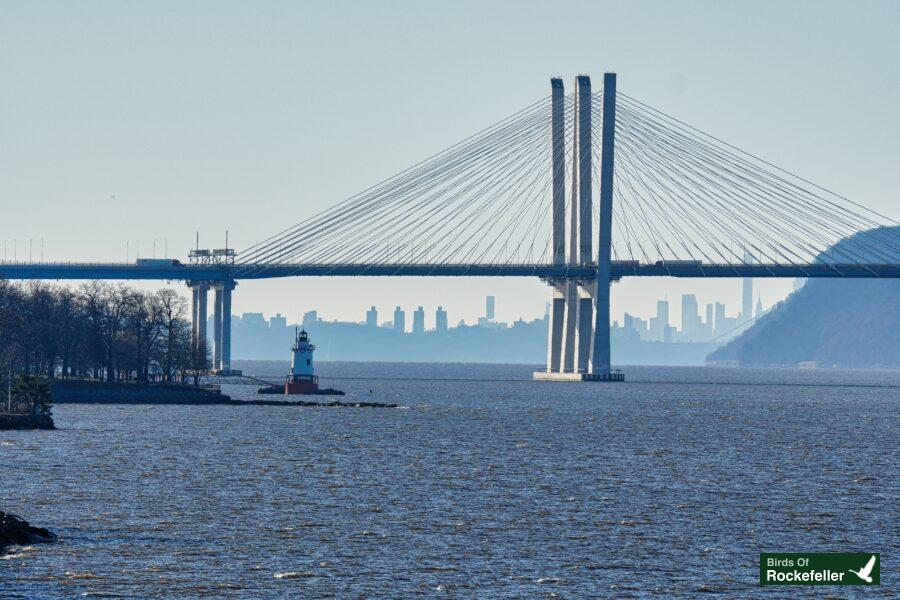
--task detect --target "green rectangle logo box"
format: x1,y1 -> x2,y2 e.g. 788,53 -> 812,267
760,553 -> 880,586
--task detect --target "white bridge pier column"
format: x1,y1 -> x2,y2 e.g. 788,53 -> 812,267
213,285 -> 223,369
569,75 -> 594,373
189,281 -> 209,354
545,77 -> 567,373
220,280 -> 235,373
589,72 -> 621,380
560,281 -> 578,371
574,284 -> 594,373
546,283 -> 566,372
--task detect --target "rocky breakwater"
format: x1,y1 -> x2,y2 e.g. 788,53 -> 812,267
0,413 -> 55,430
51,380 -> 232,405
0,511 -> 57,551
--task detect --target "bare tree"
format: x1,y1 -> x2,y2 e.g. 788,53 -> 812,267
123,290 -> 165,382
81,283 -> 130,381
1,279 -> 203,386
186,339 -> 211,386
154,289 -> 188,382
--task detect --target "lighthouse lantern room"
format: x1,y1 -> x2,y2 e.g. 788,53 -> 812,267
285,328 -> 319,394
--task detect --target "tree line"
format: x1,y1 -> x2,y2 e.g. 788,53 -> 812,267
0,280 -> 209,384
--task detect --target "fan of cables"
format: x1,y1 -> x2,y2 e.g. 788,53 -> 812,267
236,94 -> 577,273
236,87 -> 899,274
606,92 -> 900,266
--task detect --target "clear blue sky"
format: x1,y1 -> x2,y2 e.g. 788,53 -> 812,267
2,1 -> 898,325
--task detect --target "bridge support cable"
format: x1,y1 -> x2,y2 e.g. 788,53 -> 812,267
289,107 -> 557,268
240,102 -> 554,267
234,94 -> 582,277
615,106 -> 874,266
237,95 -> 555,262
606,92 -> 899,268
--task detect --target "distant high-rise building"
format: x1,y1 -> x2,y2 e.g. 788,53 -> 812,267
681,294 -> 699,339
435,306 -> 448,333
486,295 -> 496,321
705,303 -> 714,328
633,316 -> 649,339
650,299 -> 669,341
393,306 -> 405,333
755,296 -> 764,318
412,306 -> 425,334
269,313 -> 287,330
664,324 -> 674,343
619,312 -> 640,341
657,300 -> 669,325
302,310 -> 318,327
742,251 -> 754,322
242,312 -> 266,327
366,306 -> 378,328
714,302 -> 726,332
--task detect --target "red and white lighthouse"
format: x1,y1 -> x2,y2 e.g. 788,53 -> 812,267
285,328 -> 319,394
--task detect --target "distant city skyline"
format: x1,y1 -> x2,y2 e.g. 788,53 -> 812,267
216,294 -> 723,365
222,283 -> 765,343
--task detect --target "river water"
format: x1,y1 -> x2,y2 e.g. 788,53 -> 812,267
1,364 -> 897,598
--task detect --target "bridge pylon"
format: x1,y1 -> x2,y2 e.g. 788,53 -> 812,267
535,72 -> 624,383
588,73 -> 621,380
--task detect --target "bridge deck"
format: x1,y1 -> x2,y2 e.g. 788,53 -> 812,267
1,262 -> 899,281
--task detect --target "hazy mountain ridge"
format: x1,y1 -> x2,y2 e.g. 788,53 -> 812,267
708,226 -> 900,368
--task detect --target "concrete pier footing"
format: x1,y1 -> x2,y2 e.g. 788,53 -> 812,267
532,371 -> 625,382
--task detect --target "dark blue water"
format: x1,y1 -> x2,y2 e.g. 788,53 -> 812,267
2,364 -> 898,598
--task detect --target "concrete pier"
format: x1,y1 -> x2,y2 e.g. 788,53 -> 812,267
575,285 -> 594,373
190,279 -> 239,376
213,285 -> 223,368
560,281 -> 578,372
546,283 -> 566,372
219,280 -> 235,373
189,281 -> 209,353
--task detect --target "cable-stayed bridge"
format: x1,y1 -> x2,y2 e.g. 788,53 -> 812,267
3,73 -> 899,380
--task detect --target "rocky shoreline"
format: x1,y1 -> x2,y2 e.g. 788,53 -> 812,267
0,512 -> 57,551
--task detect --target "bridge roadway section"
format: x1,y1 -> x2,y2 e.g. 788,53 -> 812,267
3,261 -> 900,281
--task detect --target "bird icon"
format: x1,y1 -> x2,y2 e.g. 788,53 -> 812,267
848,555 -> 877,583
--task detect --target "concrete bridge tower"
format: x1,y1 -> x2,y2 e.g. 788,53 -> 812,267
537,72 -> 623,382
589,72 -> 620,379
545,77 -> 567,373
